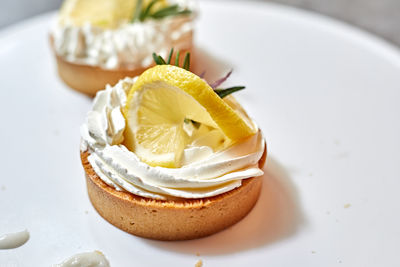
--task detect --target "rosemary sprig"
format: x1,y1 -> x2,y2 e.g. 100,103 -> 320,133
214,86 -> 246,98
152,48 -> 245,99
132,0 -> 191,23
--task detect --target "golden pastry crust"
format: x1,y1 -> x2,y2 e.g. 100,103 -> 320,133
52,48 -> 192,97
54,55 -> 150,97
81,146 -> 266,241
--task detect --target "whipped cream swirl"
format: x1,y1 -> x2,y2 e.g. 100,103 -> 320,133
81,78 -> 265,200
51,0 -> 195,69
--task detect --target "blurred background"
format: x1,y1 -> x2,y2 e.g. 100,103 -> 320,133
1,0 -> 399,47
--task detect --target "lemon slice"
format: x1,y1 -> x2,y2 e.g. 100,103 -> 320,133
59,0 -> 167,28
123,65 -> 256,168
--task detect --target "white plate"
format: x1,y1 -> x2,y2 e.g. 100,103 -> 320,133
1,1 -> 400,266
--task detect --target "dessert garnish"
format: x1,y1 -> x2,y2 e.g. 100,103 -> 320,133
122,49 -> 257,167
59,0 -> 193,29
132,0 -> 192,23
152,48 -> 246,98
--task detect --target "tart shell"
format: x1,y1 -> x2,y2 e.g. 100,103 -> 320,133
80,146 -> 266,241
52,47 -> 193,97
54,55 -> 150,97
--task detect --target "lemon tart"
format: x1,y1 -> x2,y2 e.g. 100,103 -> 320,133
80,52 -> 266,240
50,0 -> 195,96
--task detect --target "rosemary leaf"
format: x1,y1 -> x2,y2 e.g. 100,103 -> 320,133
199,71 -> 206,78
132,0 -> 191,23
211,70 -> 232,89
152,53 -> 166,65
167,48 -> 174,64
183,53 -> 190,70
131,0 -> 143,22
151,4 -> 179,18
214,86 -> 245,98
174,9 -> 192,16
140,0 -> 159,21
158,55 -> 166,64
151,5 -> 191,19
152,8 -> 191,19
175,50 -> 180,66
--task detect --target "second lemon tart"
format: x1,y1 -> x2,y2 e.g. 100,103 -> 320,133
50,0 -> 195,96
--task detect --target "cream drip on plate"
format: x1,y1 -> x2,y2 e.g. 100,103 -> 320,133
54,251 -> 110,267
0,230 -> 29,249
51,0 -> 195,69
81,78 -> 265,200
